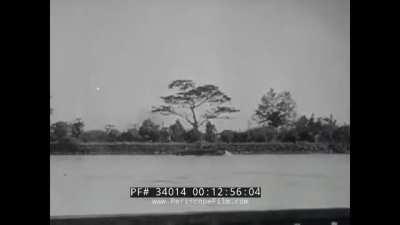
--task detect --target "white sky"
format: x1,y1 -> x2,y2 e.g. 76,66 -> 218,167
50,0 -> 349,131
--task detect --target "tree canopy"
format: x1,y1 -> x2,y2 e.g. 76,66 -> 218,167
152,80 -> 239,130
254,88 -> 297,128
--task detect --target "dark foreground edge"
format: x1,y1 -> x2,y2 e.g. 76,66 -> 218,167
50,208 -> 350,225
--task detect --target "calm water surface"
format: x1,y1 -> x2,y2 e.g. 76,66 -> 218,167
50,154 -> 350,216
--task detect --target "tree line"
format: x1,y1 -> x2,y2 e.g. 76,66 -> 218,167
50,80 -> 349,146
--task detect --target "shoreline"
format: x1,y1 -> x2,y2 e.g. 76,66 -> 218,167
50,142 -> 350,155
50,152 -> 350,155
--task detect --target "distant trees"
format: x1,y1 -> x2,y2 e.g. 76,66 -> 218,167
118,131 -> 134,142
246,127 -> 276,142
152,80 -> 239,131
294,115 -> 316,142
254,88 -> 296,128
233,131 -> 249,143
314,115 -> 338,143
119,128 -> 143,142
333,124 -> 350,144
71,118 -> 84,138
80,130 -> 108,142
159,127 -> 171,142
50,83 -> 349,149
277,128 -> 297,143
50,120 -> 82,152
204,121 -> 217,142
169,120 -> 186,142
208,114 -> 349,146
220,130 -> 235,143
50,121 -> 71,141
139,119 -> 160,142
50,115 -> 349,148
184,129 -> 202,143
104,124 -> 116,134
106,126 -> 121,142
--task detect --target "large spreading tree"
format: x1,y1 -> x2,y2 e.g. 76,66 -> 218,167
254,88 -> 297,128
152,80 -> 239,131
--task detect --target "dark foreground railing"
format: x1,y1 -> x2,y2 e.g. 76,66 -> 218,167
51,208 -> 350,225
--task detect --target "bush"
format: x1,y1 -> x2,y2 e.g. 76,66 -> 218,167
328,143 -> 350,153
278,128 -> 297,143
55,137 -> 81,152
169,120 -> 186,142
219,130 -> 235,143
50,121 -> 71,141
232,131 -> 249,142
294,115 -> 315,142
246,127 -> 277,142
248,129 -> 266,142
332,125 -> 350,144
71,118 -> 84,138
139,119 -> 160,142
80,130 -> 108,142
118,128 -> 144,142
296,130 -> 314,142
159,127 -> 171,142
106,129 -> 121,142
118,131 -> 135,142
315,129 -> 333,143
184,129 -> 202,143
204,121 -> 217,142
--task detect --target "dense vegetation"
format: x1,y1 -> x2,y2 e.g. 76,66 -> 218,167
50,80 -> 349,153
50,115 -> 349,144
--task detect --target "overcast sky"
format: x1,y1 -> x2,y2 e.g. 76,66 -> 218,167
50,0 -> 349,131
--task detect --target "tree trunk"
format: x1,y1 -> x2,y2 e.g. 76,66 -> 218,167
190,107 -> 199,131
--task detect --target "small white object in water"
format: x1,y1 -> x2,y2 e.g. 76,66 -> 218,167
224,150 -> 233,156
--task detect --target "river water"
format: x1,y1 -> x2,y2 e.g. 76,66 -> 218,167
50,154 -> 350,216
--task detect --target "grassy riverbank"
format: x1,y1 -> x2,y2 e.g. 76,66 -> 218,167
50,141 -> 349,155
